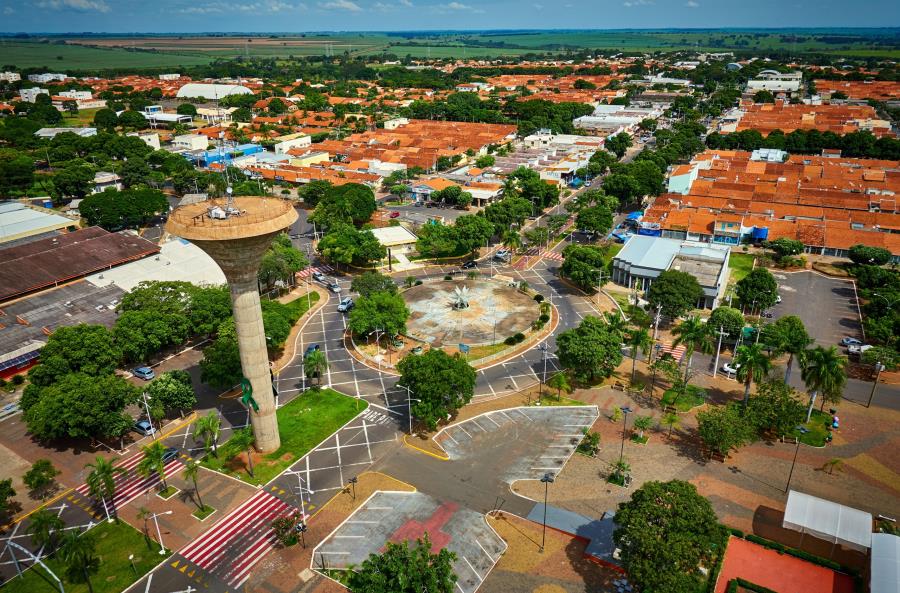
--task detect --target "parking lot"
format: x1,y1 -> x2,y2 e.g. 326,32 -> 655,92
771,271 -> 863,348
314,491 -> 507,593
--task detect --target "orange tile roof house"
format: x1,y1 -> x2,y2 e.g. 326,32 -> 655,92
642,149 -> 900,261
721,100 -> 894,138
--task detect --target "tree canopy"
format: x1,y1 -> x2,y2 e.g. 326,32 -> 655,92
79,187 -> 168,230
317,223 -> 386,267
561,244 -> 609,291
398,349 -> 476,431
347,534 -> 457,593
735,268 -> 779,312
555,315 -> 623,381
309,182 -> 376,229
351,271 -> 398,298
647,270 -> 704,319
348,290 -> 410,337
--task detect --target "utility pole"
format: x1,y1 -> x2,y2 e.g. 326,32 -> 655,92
712,326 -> 728,378
867,362 -> 885,408
652,304 -> 662,340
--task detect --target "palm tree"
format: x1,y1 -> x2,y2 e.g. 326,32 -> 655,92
27,509 -> 64,552
502,177 -> 519,198
304,349 -> 329,385
137,441 -> 169,492
502,229 -> 523,253
823,458 -> 844,475
231,428 -> 256,478
660,412 -> 681,439
800,346 -> 847,423
734,343 -> 773,407
136,506 -> 152,540
603,311 -> 629,337
625,327 -> 652,384
60,529 -> 100,593
547,371 -> 573,402
85,456 -> 123,523
632,416 -> 652,440
673,316 -> 714,382
769,316 -> 812,384
193,411 -> 221,458
182,458 -> 206,511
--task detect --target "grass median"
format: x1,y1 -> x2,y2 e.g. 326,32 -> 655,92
0,520 -> 162,593
202,388 -> 365,486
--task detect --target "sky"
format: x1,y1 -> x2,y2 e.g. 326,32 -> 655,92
0,0 -> 898,33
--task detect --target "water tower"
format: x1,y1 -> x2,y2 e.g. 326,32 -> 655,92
166,196 -> 298,453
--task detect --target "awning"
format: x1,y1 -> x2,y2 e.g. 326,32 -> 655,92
782,490 -> 872,552
626,211 -> 643,220
871,533 -> 900,593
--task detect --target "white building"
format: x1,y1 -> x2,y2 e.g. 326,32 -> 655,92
369,225 -> 419,254
19,87 -> 49,103
196,106 -> 237,124
28,73 -> 67,83
747,70 -> 803,94
127,132 -> 161,150
455,82 -> 494,93
171,134 -> 209,151
573,104 -> 663,135
92,172 -> 122,194
34,127 -> 97,140
0,72 -> 21,83
274,134 -> 312,155
159,73 -> 181,81
383,117 -> 410,130
140,106 -> 193,127
58,90 -> 92,100
176,83 -> 253,100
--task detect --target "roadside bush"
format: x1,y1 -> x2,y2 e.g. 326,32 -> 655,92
443,274 -> 452,280
534,294 -> 544,303
504,336 -> 517,346
415,280 -> 423,286
514,332 -> 526,343
10,375 -> 24,386
538,313 -> 550,323
577,429 -> 600,456
532,320 -> 544,331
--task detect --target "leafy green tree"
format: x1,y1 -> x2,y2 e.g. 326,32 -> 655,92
193,411 -> 221,458
708,306 -> 745,341
632,415 -> 652,440
753,90 -> 776,103
147,370 -> 196,417
298,179 -> 332,207
660,412 -> 681,439
310,183 -> 377,229
625,327 -> 652,384
764,238 -> 804,262
304,349 -> 329,384
556,316 -> 624,382
23,459 -> 60,499
200,319 -> 243,390
697,404 -> 754,459
482,196 -> 533,235
734,343 -> 773,407
474,154 -> 495,168
23,374 -> 137,441
79,187 -> 168,230
800,346 -> 847,421
113,309 -> 192,363
259,233 -> 307,290
52,163 -> 95,200
501,229 -> 523,253
735,268 -> 778,313
764,315 -> 811,384
673,316 -> 714,382
351,272 -> 397,298
348,291 -> 410,337
119,157 -> 151,188
347,533 -> 457,593
85,456 -> 124,520
0,479 -> 15,515
27,509 -> 65,552
138,441 -> 170,491
317,223 -> 386,267
601,172 -> 641,204
176,102 -> 197,116
117,110 -> 147,131
560,244 -> 608,291
398,349 -> 476,431
60,529 -> 101,592
613,480 -> 728,593
0,149 -> 36,195
453,214 -> 494,252
547,371 -> 573,402
605,133 -> 633,159
92,108 -> 119,131
231,428 -> 256,477
647,270 -> 704,319
575,204 -> 613,236
848,244 -> 892,266
746,380 -> 806,438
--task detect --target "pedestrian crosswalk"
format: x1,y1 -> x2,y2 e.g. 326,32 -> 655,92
178,489 -> 293,588
297,265 -> 334,279
74,450 -> 184,509
657,342 -> 686,362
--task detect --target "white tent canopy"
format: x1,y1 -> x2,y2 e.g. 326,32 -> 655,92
782,490 -> 872,552
871,533 -> 900,593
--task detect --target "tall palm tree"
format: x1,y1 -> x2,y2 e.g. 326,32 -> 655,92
547,371 -> 573,402
660,412 -> 681,439
734,343 -> 773,407
603,311 -> 630,337
85,456 -> 123,523
137,441 -> 169,492
231,428 -> 256,478
625,327 -> 652,384
182,458 -> 206,511
304,349 -> 329,385
27,509 -> 64,552
193,411 -> 221,458
672,316 -> 714,382
136,506 -> 152,540
60,529 -> 100,593
502,177 -> 519,199
800,346 -> 847,423
769,316 -> 812,385
502,229 -> 523,253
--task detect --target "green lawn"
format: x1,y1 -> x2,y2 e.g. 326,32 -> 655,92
0,520 -> 162,593
790,409 -> 832,447
728,253 -> 755,284
532,395 -> 587,407
202,388 -> 364,485
661,386 -> 708,412
0,41 -> 214,71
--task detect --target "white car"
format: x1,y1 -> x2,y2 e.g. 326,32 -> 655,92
775,294 -> 782,304
848,344 -> 873,355
721,362 -> 741,375
841,337 -> 863,347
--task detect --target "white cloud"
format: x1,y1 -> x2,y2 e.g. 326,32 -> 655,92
622,0 -> 652,6
2,5 -> 14,13
533,2 -> 543,8
179,0 -> 303,13
686,0 -> 699,6
438,1 -> 483,12
399,0 -> 413,5
374,0 -> 412,10
319,0 -> 361,10
38,0 -> 110,12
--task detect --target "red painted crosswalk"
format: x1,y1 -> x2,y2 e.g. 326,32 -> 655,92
297,265 -> 334,279
75,451 -> 184,509
178,489 -> 293,587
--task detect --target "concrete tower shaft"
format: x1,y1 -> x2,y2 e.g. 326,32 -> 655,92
166,197 -> 298,453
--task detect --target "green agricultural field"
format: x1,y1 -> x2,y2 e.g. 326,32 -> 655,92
0,40 -> 214,72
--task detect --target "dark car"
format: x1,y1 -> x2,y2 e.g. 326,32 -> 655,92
304,344 -> 320,358
461,260 -> 477,270
162,447 -> 179,463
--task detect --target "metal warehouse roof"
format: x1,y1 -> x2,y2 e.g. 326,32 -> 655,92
0,202 -> 76,244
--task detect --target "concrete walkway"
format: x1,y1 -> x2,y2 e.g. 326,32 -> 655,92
526,503 -> 622,568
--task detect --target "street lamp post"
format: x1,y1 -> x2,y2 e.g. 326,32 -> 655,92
712,326 -> 728,378
150,510 -> 173,554
539,472 -> 555,553
785,427 -> 804,493
539,344 -> 548,401
619,406 -> 632,464
652,304 -> 662,340
867,362 -> 886,408
141,392 -> 156,439
348,476 -> 358,500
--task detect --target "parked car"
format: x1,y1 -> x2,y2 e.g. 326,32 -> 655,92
493,249 -> 511,261
389,211 -> 401,218
413,201 -> 423,207
337,297 -> 354,312
327,281 -> 341,293
304,344 -> 320,358
133,420 -> 156,437
848,344 -> 873,355
411,346 -> 424,355
721,362 -> 741,375
312,271 -> 327,283
775,294 -> 782,304
162,447 -> 179,463
132,366 -> 155,381
460,260 -> 477,270
841,337 -> 863,347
